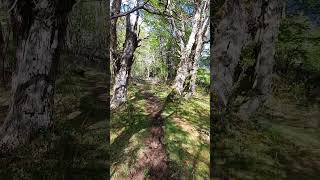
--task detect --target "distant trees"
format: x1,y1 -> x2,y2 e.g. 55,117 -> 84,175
0,0 -> 75,153
110,0 -> 210,109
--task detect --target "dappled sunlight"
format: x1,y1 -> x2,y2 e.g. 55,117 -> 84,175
111,80 -> 210,179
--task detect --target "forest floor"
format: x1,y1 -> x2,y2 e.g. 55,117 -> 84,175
217,96 -> 320,179
0,67 -> 108,179
111,79 -> 210,179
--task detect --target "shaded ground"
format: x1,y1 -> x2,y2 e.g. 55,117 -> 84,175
111,79 -> 210,179
215,96 -> 320,180
0,68 -> 108,179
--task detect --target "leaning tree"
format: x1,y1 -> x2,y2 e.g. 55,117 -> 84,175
110,0 -> 142,109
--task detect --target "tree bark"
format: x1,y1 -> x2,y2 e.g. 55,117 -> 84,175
110,12 -> 139,110
0,0 -> 75,153
187,20 -> 210,97
0,21 -> 5,85
238,0 -> 283,119
211,0 -> 283,119
110,0 -> 122,79
170,0 -> 209,96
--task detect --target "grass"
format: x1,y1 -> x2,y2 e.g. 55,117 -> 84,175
110,79 -> 210,179
214,96 -> 320,180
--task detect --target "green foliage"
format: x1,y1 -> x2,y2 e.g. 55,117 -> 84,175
275,14 -> 320,100
130,0 -> 209,82
240,42 -> 259,68
196,68 -> 210,90
214,98 -> 320,179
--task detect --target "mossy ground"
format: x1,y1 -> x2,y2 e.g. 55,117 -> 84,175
111,80 -> 210,179
0,67 -> 108,179
215,96 -> 320,180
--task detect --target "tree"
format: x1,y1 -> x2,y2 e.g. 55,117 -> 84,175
0,0 -> 75,153
110,0 -> 140,109
187,21 -> 209,97
168,0 -> 210,97
211,0 -> 283,119
110,0 -> 122,78
0,21 -> 4,85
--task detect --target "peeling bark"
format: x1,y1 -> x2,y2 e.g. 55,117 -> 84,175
0,0 -> 75,153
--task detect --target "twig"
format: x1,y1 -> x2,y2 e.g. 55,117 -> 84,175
8,0 -> 18,12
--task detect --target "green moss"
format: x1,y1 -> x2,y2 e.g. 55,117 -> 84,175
111,79 -> 210,179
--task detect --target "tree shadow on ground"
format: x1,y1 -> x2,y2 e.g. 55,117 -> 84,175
0,68 -> 109,179
110,87 -> 151,178
110,79 -> 210,179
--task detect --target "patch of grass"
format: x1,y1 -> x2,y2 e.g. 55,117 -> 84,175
0,67 -> 109,179
111,80 -> 210,179
162,87 -> 210,179
214,97 -> 320,180
110,84 -> 151,179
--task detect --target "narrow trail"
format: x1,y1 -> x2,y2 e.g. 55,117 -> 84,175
129,89 -> 169,180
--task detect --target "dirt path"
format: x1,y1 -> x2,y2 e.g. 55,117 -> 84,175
129,90 -> 169,180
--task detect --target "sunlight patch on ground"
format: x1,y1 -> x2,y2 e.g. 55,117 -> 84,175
111,80 -> 210,179
163,87 -> 210,179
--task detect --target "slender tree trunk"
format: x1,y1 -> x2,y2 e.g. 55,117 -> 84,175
0,0 -> 75,153
187,20 -> 209,97
171,55 -> 190,95
110,12 -> 139,110
170,0 -> 209,96
110,0 -> 121,80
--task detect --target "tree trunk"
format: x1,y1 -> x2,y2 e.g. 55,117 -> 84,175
170,0 -> 209,96
238,0 -> 283,119
171,55 -> 191,95
0,0 -> 75,153
211,0 -> 283,119
0,21 -> 5,85
166,56 -> 175,82
187,20 -> 210,97
110,12 -> 139,110
110,0 -> 121,80
212,0 -> 249,109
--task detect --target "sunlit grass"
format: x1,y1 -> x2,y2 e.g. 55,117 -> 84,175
111,80 -> 210,179
163,87 -> 210,179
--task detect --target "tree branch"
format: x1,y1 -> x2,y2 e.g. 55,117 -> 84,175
110,0 -> 150,20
